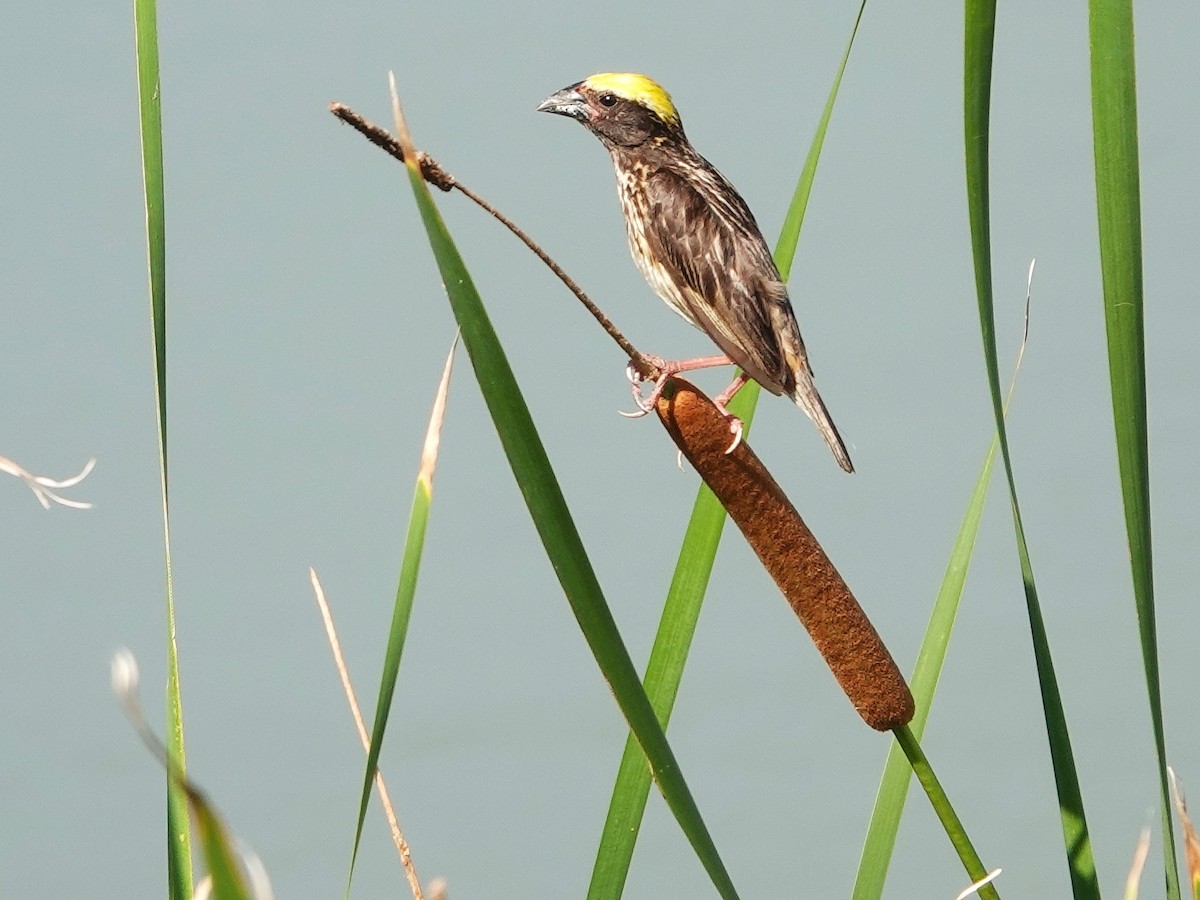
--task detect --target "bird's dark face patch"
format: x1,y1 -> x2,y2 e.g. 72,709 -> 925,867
578,86 -> 674,148
538,78 -> 682,150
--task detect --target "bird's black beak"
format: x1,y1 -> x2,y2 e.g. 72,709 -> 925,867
536,85 -> 588,121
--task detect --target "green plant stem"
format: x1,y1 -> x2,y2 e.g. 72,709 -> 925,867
893,726 -> 998,900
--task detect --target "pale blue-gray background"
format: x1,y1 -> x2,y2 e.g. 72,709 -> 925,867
3,2 -> 1197,897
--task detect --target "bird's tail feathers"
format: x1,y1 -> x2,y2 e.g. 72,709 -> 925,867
791,372 -> 854,473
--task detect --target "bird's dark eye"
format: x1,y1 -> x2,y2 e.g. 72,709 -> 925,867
598,92 -> 617,108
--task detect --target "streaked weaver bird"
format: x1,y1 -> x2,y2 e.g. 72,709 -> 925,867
537,73 -> 854,473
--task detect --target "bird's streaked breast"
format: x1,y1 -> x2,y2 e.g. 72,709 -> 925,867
613,159 -> 700,329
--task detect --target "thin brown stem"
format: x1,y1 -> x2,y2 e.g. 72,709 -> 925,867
329,101 -> 658,381
310,568 -> 424,900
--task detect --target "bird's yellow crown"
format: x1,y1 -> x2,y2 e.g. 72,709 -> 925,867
583,73 -> 680,127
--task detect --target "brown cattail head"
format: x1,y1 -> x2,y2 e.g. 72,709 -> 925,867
656,378 -> 914,731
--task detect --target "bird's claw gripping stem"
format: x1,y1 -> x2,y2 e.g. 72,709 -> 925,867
621,359 -> 747,454
619,361 -> 671,418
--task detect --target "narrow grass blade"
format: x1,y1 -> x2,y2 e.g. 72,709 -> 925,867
387,78 -> 739,899
112,651 -> 255,900
188,788 -> 254,900
1087,3 -> 1178,895
346,336 -> 457,891
586,484 -> 729,899
587,5 -> 868,896
131,0 -> 192,894
1124,827 -> 1152,900
964,2 -> 1098,896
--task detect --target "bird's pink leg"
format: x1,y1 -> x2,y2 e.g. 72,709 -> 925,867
713,371 -> 753,410
620,354 -> 734,418
712,372 -> 752,453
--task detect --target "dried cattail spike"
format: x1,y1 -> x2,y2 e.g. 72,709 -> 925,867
656,378 -> 914,731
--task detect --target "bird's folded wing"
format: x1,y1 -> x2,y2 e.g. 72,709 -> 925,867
642,165 -> 792,394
